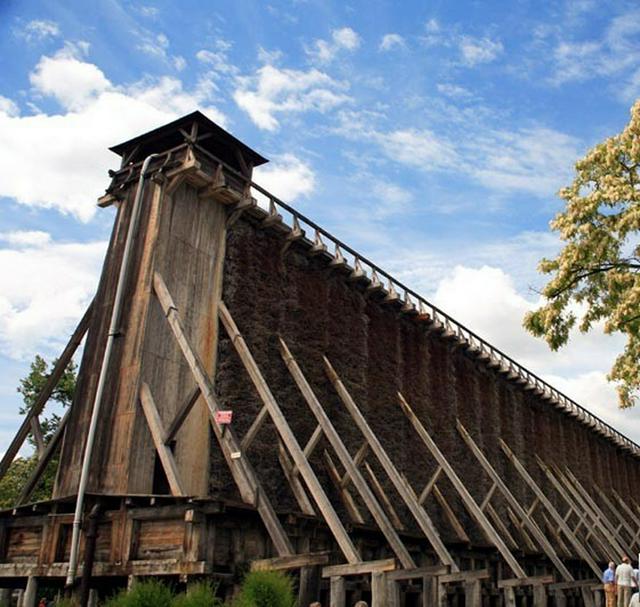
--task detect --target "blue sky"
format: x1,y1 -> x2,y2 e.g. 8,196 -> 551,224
1,0 -> 640,451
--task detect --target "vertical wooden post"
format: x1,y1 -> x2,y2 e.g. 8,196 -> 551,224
503,587 -> 516,607
532,584 -> 547,607
330,577 -> 346,607
464,580 -> 482,607
0,589 -> 11,605
371,572 -> 386,607
387,576 -> 401,607
23,577 -> 37,607
553,589 -> 567,607
298,565 -> 321,606
580,587 -> 595,607
423,575 -> 438,607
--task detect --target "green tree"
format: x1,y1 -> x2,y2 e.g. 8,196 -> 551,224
0,355 -> 77,508
524,100 -> 640,408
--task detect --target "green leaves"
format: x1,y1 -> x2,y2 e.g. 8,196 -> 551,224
525,100 -> 640,407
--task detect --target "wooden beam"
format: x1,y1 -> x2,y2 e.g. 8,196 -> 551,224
498,575 -> 554,588
433,485 -> 470,543
397,393 -> 526,578
364,461 -> 405,531
439,569 -> 489,583
280,338 -> 415,569
278,442 -> 315,516
323,357 -> 457,571
0,300 -> 93,480
592,484 -> 638,549
164,386 -> 201,444
322,558 -> 397,578
139,383 -> 186,497
251,552 -> 330,571
499,439 -> 602,578
17,409 -> 71,505
152,272 -> 294,557
418,466 -> 442,505
387,565 -> 449,581
330,576 -> 345,607
323,451 -> 365,525
240,405 -> 269,451
479,482 -> 497,511
218,302 -> 360,564
457,420 -> 572,580
340,441 -> 369,489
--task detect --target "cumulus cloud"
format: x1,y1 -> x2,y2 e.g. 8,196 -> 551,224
379,34 -> 405,52
459,35 -> 503,66
306,27 -> 361,63
377,128 -> 458,169
233,64 -> 350,131
0,231 -> 106,359
436,83 -> 472,99
253,154 -> 316,203
0,43 -> 226,221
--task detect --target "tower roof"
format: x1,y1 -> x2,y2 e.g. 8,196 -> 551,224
110,110 -> 269,172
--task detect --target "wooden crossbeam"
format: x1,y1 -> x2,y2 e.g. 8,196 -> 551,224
17,408 -> 71,505
611,489 -> 640,542
562,467 -> 633,555
280,338 -> 415,568
592,484 -> 638,549
323,450 -> 365,524
499,439 -> 601,578
251,552 -> 330,572
164,385 -> 201,444
139,383 -> 186,496
505,506 -> 536,552
322,558 -> 397,578
0,300 -> 93,480
538,457 -> 625,559
292,424 -> 324,480
153,272 -> 294,556
323,357 -> 457,571
457,420 -> 572,580
278,442 -> 315,516
364,461 -> 404,530
240,405 -> 269,451
433,485 -> 470,543
418,465 -> 442,505
218,302 -> 360,564
397,393 -> 526,578
340,441 -> 369,489
479,482 -> 497,511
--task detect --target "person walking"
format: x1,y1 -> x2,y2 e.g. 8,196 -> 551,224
604,561 -> 617,607
616,557 -> 635,607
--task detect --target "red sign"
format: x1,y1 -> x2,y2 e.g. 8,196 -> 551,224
215,410 -> 233,425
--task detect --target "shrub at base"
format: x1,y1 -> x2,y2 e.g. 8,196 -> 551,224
233,570 -> 295,607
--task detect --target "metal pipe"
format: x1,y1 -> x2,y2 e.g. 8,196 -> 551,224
66,153 -> 158,586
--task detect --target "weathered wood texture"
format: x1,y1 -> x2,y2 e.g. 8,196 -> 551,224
56,174 -> 226,497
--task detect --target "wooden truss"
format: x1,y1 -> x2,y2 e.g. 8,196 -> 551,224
0,300 -> 94,504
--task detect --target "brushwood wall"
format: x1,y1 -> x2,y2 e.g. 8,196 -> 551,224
212,212 -> 640,547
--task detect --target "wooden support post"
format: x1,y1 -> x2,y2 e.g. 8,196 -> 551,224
153,273 -> 293,556
330,577 -> 345,607
418,466 -> 443,505
240,405 -> 269,451
18,408 -> 71,505
219,302 -> 360,564
371,572 -> 387,607
387,575 -> 401,607
139,383 -> 186,496
464,579 -> 482,607
280,338 -> 415,568
553,589 -> 567,607
423,575 -> 438,607
364,461 -> 405,530
398,394 -> 526,578
0,300 -> 93,480
499,439 -> 603,578
503,587 -> 516,607
433,484 -> 470,543
532,584 -> 547,607
323,357 -> 457,570
23,577 -> 37,607
340,441 -> 369,489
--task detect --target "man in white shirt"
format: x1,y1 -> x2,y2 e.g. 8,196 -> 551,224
629,592 -> 639,607
616,557 -> 635,607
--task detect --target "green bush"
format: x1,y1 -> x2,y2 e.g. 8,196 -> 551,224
233,570 -> 295,607
54,599 -> 78,607
103,579 -> 173,607
172,582 -> 222,607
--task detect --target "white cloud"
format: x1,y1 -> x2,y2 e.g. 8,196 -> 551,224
0,232 -> 106,359
253,154 -> 316,203
370,181 -> 413,217
379,34 -> 405,52
459,35 -> 503,66
0,44 -> 226,221
377,128 -> 459,170
306,27 -> 361,64
136,30 -> 186,71
0,96 -> 19,117
19,20 -> 60,42
233,65 -> 350,131
436,83 -> 472,99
